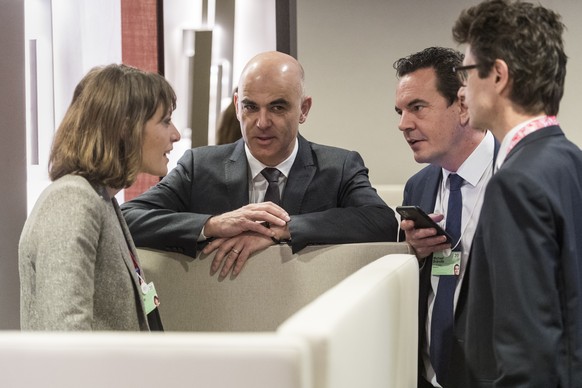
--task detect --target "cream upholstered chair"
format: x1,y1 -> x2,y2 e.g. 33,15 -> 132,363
137,242 -> 413,332
2,243 -> 418,388
137,242 -> 419,387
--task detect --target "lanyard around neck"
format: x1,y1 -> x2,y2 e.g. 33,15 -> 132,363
506,116 -> 558,155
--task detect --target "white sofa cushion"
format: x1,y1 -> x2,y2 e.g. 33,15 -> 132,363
0,331 -> 311,388
279,253 -> 418,388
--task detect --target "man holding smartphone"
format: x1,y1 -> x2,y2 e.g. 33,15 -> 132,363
393,47 -> 498,388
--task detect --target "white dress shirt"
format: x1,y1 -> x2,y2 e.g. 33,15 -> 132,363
424,130 -> 495,386
198,138 -> 299,241
245,138 -> 299,204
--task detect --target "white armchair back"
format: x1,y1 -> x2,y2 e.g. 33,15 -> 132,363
2,243 -> 418,388
137,242 -> 412,332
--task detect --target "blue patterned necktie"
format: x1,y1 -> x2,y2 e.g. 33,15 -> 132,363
430,173 -> 463,384
261,168 -> 282,205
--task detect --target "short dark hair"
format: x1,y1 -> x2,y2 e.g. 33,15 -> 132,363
452,0 -> 567,115
393,47 -> 464,106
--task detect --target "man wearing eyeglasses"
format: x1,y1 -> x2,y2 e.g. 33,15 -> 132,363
394,46 -> 498,388
452,0 -> 582,387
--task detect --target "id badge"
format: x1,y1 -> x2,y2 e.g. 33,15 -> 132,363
432,251 -> 461,276
142,281 -> 160,314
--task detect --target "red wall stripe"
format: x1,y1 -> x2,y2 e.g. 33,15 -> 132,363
120,0 -> 164,201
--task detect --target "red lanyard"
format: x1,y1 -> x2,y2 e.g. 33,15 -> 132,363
129,250 -> 141,276
507,116 -> 559,154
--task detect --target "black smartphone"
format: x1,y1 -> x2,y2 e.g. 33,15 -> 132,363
395,205 -> 453,244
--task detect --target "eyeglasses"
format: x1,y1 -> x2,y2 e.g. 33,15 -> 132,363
453,64 -> 478,81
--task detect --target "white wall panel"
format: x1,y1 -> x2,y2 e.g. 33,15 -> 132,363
296,0 -> 582,187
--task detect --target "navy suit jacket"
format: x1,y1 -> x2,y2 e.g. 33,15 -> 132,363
402,137 -> 499,387
402,163 -> 442,386
122,135 -> 398,257
452,126 -> 582,387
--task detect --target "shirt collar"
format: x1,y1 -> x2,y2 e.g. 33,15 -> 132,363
442,130 -> 495,187
245,137 -> 299,180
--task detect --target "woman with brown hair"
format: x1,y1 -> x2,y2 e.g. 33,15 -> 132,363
19,64 -> 180,331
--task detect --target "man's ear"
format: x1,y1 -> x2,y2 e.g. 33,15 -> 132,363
458,96 -> 470,126
233,92 -> 241,119
299,96 -> 312,124
493,59 -> 510,95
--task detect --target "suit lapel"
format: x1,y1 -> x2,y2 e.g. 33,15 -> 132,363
419,166 -> 442,213
91,184 -> 138,284
113,198 -> 153,326
112,198 -> 143,287
282,135 -> 316,214
90,183 -> 143,311
225,140 -> 250,207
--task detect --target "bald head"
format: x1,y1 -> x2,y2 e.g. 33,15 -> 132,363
234,51 -> 312,166
239,51 -> 305,97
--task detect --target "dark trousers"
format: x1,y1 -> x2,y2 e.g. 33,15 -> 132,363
147,308 -> 164,331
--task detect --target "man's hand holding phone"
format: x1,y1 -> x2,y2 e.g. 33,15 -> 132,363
396,206 -> 453,260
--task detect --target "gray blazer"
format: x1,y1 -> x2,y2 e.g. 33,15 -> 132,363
122,135 -> 398,257
19,175 -> 149,331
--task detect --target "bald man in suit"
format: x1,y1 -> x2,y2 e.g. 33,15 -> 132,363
122,51 -> 397,277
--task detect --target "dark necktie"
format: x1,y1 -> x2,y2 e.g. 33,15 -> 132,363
430,173 -> 463,384
261,168 -> 282,205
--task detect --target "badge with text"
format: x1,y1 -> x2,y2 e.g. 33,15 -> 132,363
142,281 -> 160,314
432,251 -> 461,276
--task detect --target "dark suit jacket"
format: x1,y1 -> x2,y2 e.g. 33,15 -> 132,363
402,164 -> 442,386
122,135 -> 397,257
402,138 -> 499,388
452,126 -> 582,387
